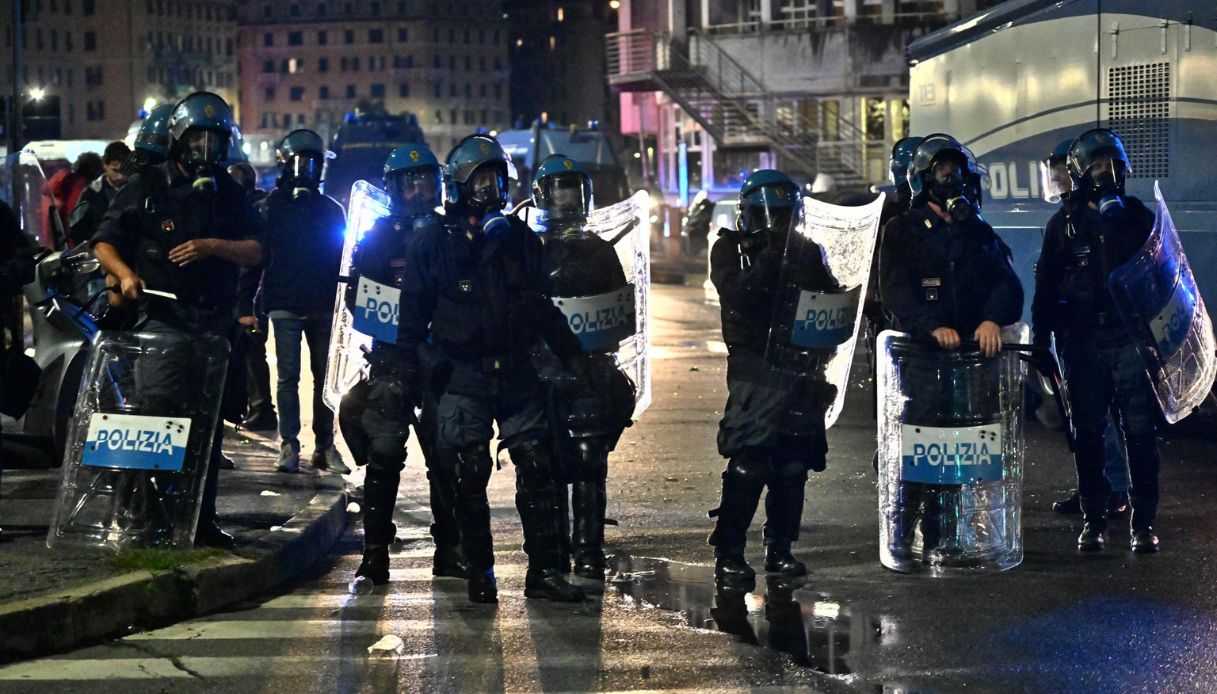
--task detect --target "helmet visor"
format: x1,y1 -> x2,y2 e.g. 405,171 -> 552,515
740,184 -> 798,236
537,173 -> 590,221
285,153 -> 325,184
1039,157 -> 1073,203
387,166 -> 442,215
182,127 -> 228,166
466,165 -> 508,210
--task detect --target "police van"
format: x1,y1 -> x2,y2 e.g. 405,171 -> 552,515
908,0 -> 1217,317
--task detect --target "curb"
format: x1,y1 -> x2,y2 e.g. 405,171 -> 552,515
0,483 -> 350,664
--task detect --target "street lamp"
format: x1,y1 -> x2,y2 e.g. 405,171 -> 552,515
28,87 -> 46,101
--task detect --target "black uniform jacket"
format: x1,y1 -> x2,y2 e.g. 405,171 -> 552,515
397,213 -> 583,380
254,187 -> 345,314
92,165 -> 262,325
1031,195 -> 1153,342
879,205 -> 1023,337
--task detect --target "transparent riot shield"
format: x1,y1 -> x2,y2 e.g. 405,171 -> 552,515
1,150 -> 57,248
765,193 -> 885,429
556,189 -> 651,419
876,324 -> 1029,574
47,330 -> 230,550
323,180 -> 393,413
1107,182 -> 1217,424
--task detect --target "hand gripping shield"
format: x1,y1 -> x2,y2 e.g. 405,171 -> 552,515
764,193 -> 885,430
323,180 -> 394,413
47,330 -> 230,550
1106,182 -> 1217,423
550,189 -> 652,419
876,324 -> 1029,574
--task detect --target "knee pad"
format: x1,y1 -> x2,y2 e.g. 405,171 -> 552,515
771,460 -> 808,486
724,451 -> 768,490
508,438 -> 557,490
454,444 -> 493,489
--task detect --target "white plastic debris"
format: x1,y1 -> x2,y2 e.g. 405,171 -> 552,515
367,634 -> 405,657
260,490 -> 281,497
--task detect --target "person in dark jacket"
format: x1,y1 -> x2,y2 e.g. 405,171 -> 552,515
347,144 -> 465,587
708,169 -> 838,590
254,130 -> 348,475
396,134 -> 587,604
879,133 -> 1023,560
1031,128 -> 1162,554
91,92 -> 263,550
231,162 -> 277,435
69,141 -> 131,246
0,198 -> 36,541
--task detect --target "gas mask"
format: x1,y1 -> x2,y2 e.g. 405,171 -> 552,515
281,153 -> 324,194
179,127 -> 227,181
1084,158 -> 1126,219
459,166 -> 508,219
928,161 -> 975,221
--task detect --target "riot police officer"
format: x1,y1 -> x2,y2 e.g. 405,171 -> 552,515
879,133 -> 1023,559
1039,139 -> 1131,520
346,144 -> 465,586
253,130 -> 348,475
397,134 -> 586,603
531,154 -> 637,581
92,92 -> 264,550
1031,128 -> 1162,553
708,169 -> 836,590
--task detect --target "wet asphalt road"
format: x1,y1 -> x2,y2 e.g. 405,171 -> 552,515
3,281 -> 1217,692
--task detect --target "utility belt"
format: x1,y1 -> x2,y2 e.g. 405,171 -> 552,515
451,354 -> 529,376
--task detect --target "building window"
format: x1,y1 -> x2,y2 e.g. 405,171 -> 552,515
320,85 -> 330,99
318,57 -> 329,72
84,66 -> 103,86
289,3 -> 300,16
288,31 -> 302,46
448,56 -> 455,70
83,0 -> 95,15
371,84 -> 385,98
265,87 -> 276,101
262,60 -> 275,73
346,84 -> 356,98
399,82 -> 410,97
479,56 -> 485,72
290,86 -> 305,101
264,33 -> 274,47
449,83 -> 456,97
84,31 -> 96,51
369,29 -> 384,44
435,109 -> 443,123
318,31 -> 328,46
493,56 -> 502,70
344,29 -> 354,44
352,57 -> 361,71
433,81 -> 441,98
398,28 -> 408,42
464,83 -> 471,98
432,54 -> 440,68
479,83 -> 486,97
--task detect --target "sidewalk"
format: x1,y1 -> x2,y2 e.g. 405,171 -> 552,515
0,426 -> 352,663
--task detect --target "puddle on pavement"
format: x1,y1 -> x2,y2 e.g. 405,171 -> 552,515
607,553 -> 883,676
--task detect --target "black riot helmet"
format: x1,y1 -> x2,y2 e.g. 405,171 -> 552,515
445,134 -> 517,218
735,169 -> 800,241
275,129 -> 331,191
532,154 -> 593,228
889,136 -> 924,204
1067,128 -> 1130,213
907,133 -> 982,221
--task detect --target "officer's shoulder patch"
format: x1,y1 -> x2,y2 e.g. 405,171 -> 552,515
161,219 -> 175,233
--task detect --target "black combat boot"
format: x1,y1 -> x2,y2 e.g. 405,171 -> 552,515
1129,494 -> 1159,554
511,441 -> 585,602
708,452 -> 767,590
356,460 -> 401,584
762,463 -> 809,576
1077,495 -> 1108,552
571,442 -> 609,580
1052,489 -> 1082,515
467,567 -> 498,604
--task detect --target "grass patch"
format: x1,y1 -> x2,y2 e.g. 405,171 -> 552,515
106,548 -> 228,573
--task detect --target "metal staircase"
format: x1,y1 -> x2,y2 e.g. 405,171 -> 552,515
607,29 -> 872,185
